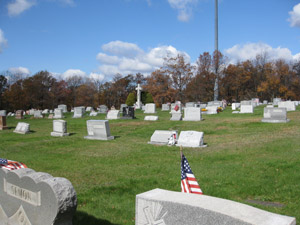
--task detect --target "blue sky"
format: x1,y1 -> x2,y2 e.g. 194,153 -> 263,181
0,0 -> 300,81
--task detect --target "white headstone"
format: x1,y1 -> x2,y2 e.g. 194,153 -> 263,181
58,104 -> 67,113
176,131 -> 206,148
34,110 -> 43,118
185,102 -> 195,108
0,110 -> 6,116
53,108 -> 64,119
106,110 -> 120,119
135,84 -> 143,109
161,104 -> 170,111
240,105 -> 254,113
170,112 -> 182,121
73,107 -> 84,118
98,105 -> 108,114
144,116 -> 158,121
42,109 -> 49,114
135,189 -> 296,225
278,101 -> 296,111
144,103 -> 156,114
51,120 -> 70,136
205,106 -> 218,115
84,120 -> 114,140
86,106 -> 93,112
273,98 -> 281,106
262,107 -> 290,123
14,122 -> 30,134
231,103 -> 240,110
183,108 -> 202,121
90,111 -> 98,116
148,130 -> 178,145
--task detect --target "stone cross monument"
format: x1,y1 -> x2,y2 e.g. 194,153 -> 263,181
135,84 -> 143,109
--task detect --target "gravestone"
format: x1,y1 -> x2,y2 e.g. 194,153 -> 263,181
13,122 -> 30,134
144,116 -> 158,121
266,105 -> 274,108
106,110 -> 120,120
86,106 -> 92,112
0,110 -> 6,116
144,104 -> 156,114
176,131 -> 206,148
29,109 -> 35,115
200,104 -> 207,109
273,98 -> 281,106
51,120 -> 70,137
34,110 -> 43,118
48,114 -> 54,119
161,104 -> 170,111
15,110 -> 24,120
7,112 -> 12,117
183,108 -> 202,121
53,108 -> 64,119
142,105 -> 146,111
262,107 -> 290,123
171,103 -> 182,112
240,105 -> 254,113
84,120 -> 114,140
89,111 -> 98,117
73,107 -> 84,118
122,107 -> 135,119
42,109 -> 49,114
135,84 -> 143,109
135,188 -> 296,225
0,167 -> 77,225
205,106 -> 218,115
98,105 -> 108,114
263,100 -> 268,104
278,101 -> 296,111
207,101 -> 222,107
148,130 -> 178,145
0,116 -> 7,130
170,111 -> 182,121
58,104 -> 67,113
49,110 -> 53,114
185,102 -> 195,108
120,104 -> 127,112
231,103 -> 240,110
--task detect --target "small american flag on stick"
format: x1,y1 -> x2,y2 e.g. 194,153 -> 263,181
0,158 -> 27,171
181,153 -> 203,195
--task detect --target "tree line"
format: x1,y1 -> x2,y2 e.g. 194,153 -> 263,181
1,51 -> 300,111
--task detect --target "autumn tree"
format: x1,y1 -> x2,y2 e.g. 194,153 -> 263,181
0,75 -> 8,109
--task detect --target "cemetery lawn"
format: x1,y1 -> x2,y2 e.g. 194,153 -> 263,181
1,106 -> 300,225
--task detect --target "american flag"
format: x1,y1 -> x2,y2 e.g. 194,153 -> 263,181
181,154 -> 203,195
0,158 -> 27,171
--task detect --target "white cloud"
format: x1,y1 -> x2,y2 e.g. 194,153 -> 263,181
89,72 -> 105,82
60,0 -> 75,6
288,3 -> 300,27
0,29 -> 8,53
7,0 -> 36,17
224,42 -> 300,64
96,40 -> 190,78
168,0 -> 198,22
8,67 -> 30,75
62,69 -> 86,79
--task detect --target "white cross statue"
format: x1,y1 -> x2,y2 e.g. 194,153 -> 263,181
135,84 -> 143,109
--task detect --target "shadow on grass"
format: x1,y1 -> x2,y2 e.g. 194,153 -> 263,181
73,211 -> 120,225
69,133 -> 76,136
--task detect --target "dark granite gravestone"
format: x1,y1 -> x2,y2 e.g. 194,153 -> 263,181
0,116 -> 7,130
122,106 -> 135,119
15,110 -> 24,119
0,168 -> 77,225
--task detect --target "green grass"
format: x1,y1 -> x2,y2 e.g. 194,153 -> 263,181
1,106 -> 300,224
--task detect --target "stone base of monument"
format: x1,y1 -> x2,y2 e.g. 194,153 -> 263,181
121,116 -> 136,119
261,118 -> 290,123
135,189 -> 296,225
0,126 -> 8,130
51,131 -> 70,137
84,135 -> 114,140
0,168 -> 77,225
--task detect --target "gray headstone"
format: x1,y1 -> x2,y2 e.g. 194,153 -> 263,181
29,109 -> 35,116
200,104 -> 207,109
73,107 -> 84,118
273,98 -> 281,106
185,102 -> 195,108
263,100 -> 268,104
231,103 -> 240,110
106,110 -> 120,119
15,110 -> 24,119
205,106 -> 218,115
261,107 -> 290,123
84,120 -> 114,140
98,105 -> 108,114
89,111 -> 98,117
42,109 -> 49,114
53,108 -> 64,119
176,131 -> 206,148
148,130 -> 178,145
0,110 -> 7,116
161,104 -> 170,111
240,105 -> 254,113
144,116 -> 158,121
14,122 -> 30,134
135,188 -> 296,225
170,112 -> 182,121
278,101 -> 296,111
207,101 -> 222,107
58,104 -> 67,113
0,167 -> 77,225
86,106 -> 92,112
144,104 -> 156,114
51,120 -> 69,137
33,110 -> 43,118
183,108 -> 202,121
